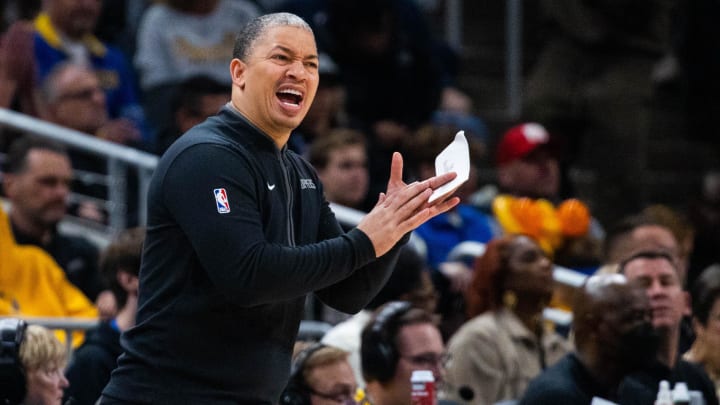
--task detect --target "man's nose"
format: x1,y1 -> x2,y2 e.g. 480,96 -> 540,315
287,60 -> 312,80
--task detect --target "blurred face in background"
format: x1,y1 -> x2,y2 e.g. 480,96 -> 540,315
503,235 -> 555,300
4,149 -> 72,229
24,362 -> 69,405
306,359 -> 358,405
623,257 -> 689,331
389,322 -> 445,405
46,66 -> 108,134
47,0 -> 101,39
317,144 -> 368,208
498,148 -> 560,199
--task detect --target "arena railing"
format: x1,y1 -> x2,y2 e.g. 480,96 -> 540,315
0,107 -> 158,237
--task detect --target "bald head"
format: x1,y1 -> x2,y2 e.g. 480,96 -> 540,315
573,274 -> 650,352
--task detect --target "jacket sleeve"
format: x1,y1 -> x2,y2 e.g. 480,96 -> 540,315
161,143 -> 378,307
314,226 -> 408,314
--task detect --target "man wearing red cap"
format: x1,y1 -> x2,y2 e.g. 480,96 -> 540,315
495,122 -> 561,200
470,122 -> 604,272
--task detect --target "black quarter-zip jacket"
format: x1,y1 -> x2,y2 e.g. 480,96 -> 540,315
103,105 -> 404,404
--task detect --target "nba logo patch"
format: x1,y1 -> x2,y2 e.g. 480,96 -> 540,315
213,188 -> 230,214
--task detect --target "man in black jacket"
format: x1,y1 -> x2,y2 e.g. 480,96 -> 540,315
101,12 -> 459,404
520,274 -> 658,404
619,250 -> 719,405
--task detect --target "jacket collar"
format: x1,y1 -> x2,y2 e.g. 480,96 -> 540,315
220,103 -> 287,153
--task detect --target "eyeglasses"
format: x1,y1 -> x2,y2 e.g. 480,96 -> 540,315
309,387 -> 360,404
400,352 -> 450,369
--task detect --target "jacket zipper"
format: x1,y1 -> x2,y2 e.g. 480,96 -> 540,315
277,149 -> 295,246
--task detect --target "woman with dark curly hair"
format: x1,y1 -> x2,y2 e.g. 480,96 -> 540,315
442,234 -> 570,405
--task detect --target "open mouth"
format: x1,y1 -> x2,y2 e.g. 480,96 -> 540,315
277,89 -> 303,106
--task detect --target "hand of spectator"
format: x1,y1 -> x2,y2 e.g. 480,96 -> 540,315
357,152 -> 460,257
439,261 -> 473,293
97,118 -> 142,145
95,290 -> 118,320
76,200 -> 107,224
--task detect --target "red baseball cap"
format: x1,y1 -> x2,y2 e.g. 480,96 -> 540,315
496,122 -> 551,166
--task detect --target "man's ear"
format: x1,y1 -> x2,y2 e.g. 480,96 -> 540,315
230,58 -> 246,90
2,174 -> 17,199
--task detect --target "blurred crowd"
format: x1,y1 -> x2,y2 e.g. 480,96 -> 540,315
1,0 -> 720,404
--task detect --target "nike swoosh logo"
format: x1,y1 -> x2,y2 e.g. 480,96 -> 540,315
267,182 -> 276,190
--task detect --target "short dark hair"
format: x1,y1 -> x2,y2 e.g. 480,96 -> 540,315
618,249 -> 678,275
232,12 -> 312,61
308,128 -> 366,170
5,136 -> 68,174
100,227 -> 145,309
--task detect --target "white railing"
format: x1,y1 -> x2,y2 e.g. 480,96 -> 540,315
0,108 -> 158,236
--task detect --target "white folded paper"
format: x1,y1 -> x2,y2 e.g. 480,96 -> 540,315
428,130 -> 470,203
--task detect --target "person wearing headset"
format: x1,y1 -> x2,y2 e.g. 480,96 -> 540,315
0,319 -> 69,405
280,343 -> 361,405
360,301 -> 448,405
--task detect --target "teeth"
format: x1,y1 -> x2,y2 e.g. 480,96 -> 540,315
279,89 -> 302,96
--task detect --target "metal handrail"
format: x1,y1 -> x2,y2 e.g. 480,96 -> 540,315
0,108 -> 159,233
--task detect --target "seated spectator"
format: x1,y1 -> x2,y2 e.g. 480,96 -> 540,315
619,250 -> 719,405
64,227 -> 144,405
0,204 -> 97,347
155,75 -> 230,155
475,122 -> 603,273
134,0 -> 259,139
39,62 -> 142,147
308,128 -> 369,211
360,301 -> 446,405
603,211 -> 682,276
442,235 -> 570,405
0,0 -> 149,146
19,324 -> 70,405
37,63 -> 144,226
2,136 -> 112,315
684,265 -> 720,399
520,274 -> 658,404
280,343 -> 361,405
602,211 -> 694,352
322,244 -> 437,387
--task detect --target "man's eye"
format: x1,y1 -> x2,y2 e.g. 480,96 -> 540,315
272,54 -> 289,61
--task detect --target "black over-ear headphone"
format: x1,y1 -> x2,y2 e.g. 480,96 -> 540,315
0,318 -> 27,405
361,300 -> 413,383
279,342 -> 328,405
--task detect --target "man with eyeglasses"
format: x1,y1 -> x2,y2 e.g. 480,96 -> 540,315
40,62 -> 142,148
281,343 -> 362,405
360,302 -> 448,405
